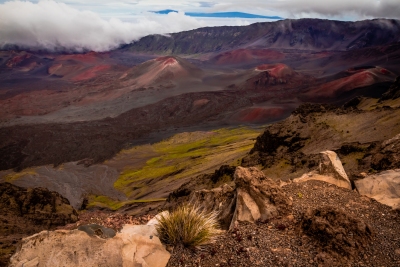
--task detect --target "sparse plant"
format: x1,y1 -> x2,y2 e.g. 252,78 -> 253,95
155,204 -> 221,247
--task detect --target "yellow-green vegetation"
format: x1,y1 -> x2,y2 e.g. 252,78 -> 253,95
86,195 -> 166,211
156,204 -> 221,247
340,152 -> 366,172
262,159 -> 294,180
3,168 -> 37,182
357,97 -> 400,111
114,127 -> 262,197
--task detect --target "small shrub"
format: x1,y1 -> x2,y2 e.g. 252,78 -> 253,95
155,204 -> 221,247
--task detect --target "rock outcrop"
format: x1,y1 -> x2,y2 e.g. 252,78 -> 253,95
189,166 -> 292,229
0,182 -> 78,226
294,151 -> 352,189
9,224 -> 170,267
355,169 -> 400,210
0,183 -> 78,266
232,167 -> 293,227
370,133 -> 400,171
380,76 -> 400,101
189,184 -> 236,229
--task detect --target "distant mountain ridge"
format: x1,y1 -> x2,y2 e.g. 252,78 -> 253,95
152,9 -> 283,19
125,18 -> 400,54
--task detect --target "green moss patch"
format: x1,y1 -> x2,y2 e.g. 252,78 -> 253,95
113,127 -> 261,198
87,195 -> 166,211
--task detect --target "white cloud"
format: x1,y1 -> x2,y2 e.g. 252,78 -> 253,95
0,0 -> 204,51
209,0 -> 400,20
0,0 -> 399,52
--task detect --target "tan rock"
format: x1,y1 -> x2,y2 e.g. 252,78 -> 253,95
15,257 -> 39,267
294,151 -> 351,189
9,224 -> 170,267
355,169 -> 400,210
188,167 -> 292,230
319,151 -> 349,182
232,167 -> 292,228
189,183 -> 236,229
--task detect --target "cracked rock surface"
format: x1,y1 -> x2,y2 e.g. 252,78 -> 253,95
9,224 -> 170,267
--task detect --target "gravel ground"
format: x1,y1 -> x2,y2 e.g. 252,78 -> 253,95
58,210 -> 154,231
166,180 -> 400,267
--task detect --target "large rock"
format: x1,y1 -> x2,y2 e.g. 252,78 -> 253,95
0,182 -> 78,227
189,166 -> 292,229
9,224 -> 170,267
355,169 -> 400,210
294,151 -> 351,189
0,183 -> 78,266
189,184 -> 236,229
232,167 -> 292,228
371,133 -> 400,171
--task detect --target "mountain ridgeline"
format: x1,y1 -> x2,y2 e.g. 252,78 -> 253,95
125,18 -> 400,54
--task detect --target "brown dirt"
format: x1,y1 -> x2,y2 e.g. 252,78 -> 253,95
166,180 -> 400,267
58,210 -> 154,232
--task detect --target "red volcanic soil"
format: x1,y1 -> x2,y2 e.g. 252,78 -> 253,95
213,49 -> 284,65
6,53 -> 32,68
120,56 -> 202,88
51,52 -> 111,81
72,65 -> 111,81
309,67 -> 396,98
255,64 -> 295,78
243,63 -> 313,91
192,98 -> 210,109
156,56 -> 178,66
57,51 -> 108,64
233,107 -> 286,123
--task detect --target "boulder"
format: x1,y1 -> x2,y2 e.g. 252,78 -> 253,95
232,167 -> 292,228
294,151 -> 351,189
355,169 -> 400,210
9,224 -> 170,267
372,133 -> 400,170
189,183 -> 236,229
188,166 -> 292,229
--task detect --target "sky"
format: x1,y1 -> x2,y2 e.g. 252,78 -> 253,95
0,0 -> 399,51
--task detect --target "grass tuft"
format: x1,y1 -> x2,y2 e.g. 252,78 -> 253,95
156,204 -> 221,247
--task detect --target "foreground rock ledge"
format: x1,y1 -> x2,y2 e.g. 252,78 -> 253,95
9,225 -> 170,267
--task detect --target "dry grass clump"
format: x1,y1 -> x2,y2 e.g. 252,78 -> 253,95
155,204 -> 221,247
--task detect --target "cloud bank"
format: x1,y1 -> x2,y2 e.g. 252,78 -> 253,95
0,0 -> 205,52
1,0 -> 399,52
271,0 -> 400,20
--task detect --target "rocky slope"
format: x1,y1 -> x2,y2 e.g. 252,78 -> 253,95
0,183 -> 78,266
126,19 -> 400,54
3,87 -> 400,267
7,164 -> 400,267
167,179 -> 400,267
241,93 -> 400,182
